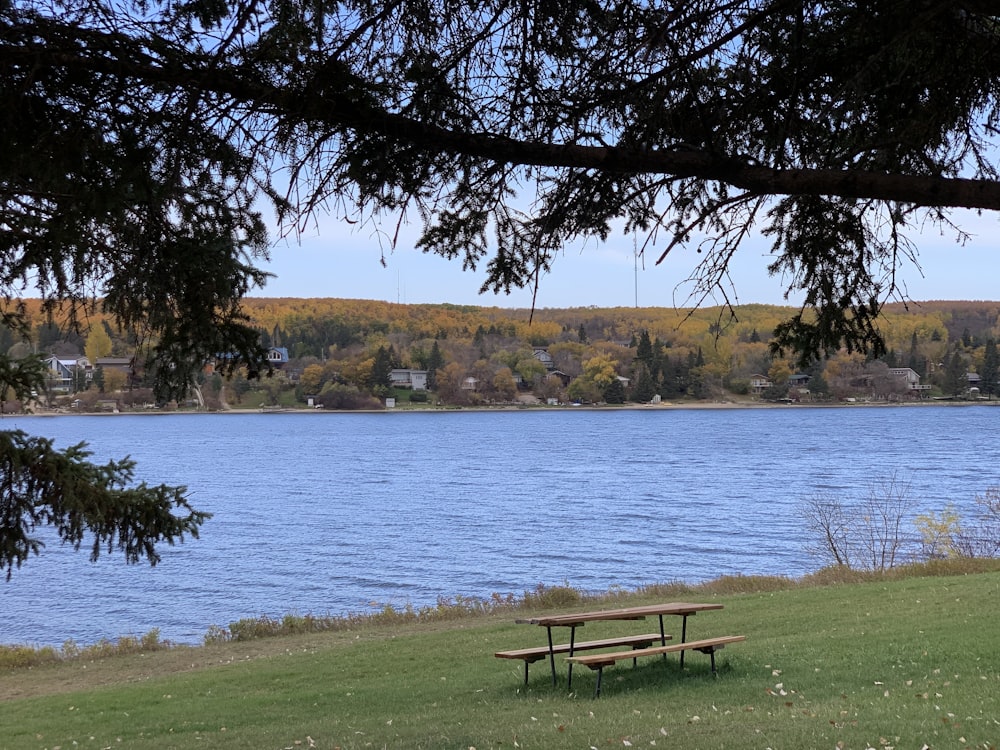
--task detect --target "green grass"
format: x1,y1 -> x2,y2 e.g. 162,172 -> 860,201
3,566 -> 999,749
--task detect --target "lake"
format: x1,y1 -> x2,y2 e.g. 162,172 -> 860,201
1,404 -> 997,646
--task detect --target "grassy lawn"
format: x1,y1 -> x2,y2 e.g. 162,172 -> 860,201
3,567 -> 999,749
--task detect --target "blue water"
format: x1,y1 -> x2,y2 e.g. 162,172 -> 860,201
1,405 -> 997,645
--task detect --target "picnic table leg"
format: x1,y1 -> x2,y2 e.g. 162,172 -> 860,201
680,614 -> 689,668
547,627 -> 557,686
658,614 -> 667,659
594,666 -> 604,698
567,626 -> 577,691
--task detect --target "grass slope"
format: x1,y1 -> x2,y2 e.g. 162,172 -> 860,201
3,570 -> 999,750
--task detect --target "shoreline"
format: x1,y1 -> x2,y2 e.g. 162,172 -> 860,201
6,397 -> 999,418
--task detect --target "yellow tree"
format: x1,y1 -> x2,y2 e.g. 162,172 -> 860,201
767,359 -> 794,387
582,353 -> 619,390
102,368 -> 128,393
84,324 -> 113,364
436,362 -> 469,404
492,367 -> 517,402
298,364 -> 325,395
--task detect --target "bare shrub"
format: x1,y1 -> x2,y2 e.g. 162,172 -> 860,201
801,473 -> 915,572
800,491 -> 854,568
858,473 -> 913,571
954,487 -> 1000,558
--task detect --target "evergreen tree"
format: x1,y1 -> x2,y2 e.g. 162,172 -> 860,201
92,366 -> 105,394
635,330 -> 654,369
0,430 -> 208,579
908,332 -> 920,372
370,346 -> 394,392
944,350 -> 967,397
9,0 -> 1000,576
982,339 -> 999,398
577,324 -> 588,344
0,325 -> 12,356
71,366 -> 88,394
631,365 -> 656,403
602,377 -> 626,404
426,340 -> 444,391
9,1 -> 1000,368
651,337 -> 666,381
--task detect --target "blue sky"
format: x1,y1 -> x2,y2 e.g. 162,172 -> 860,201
253,206 -> 1000,308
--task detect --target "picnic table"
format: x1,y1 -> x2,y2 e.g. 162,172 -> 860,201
498,601 -> 727,690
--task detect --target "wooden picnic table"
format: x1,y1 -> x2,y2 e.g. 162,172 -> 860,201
513,601 -> 724,688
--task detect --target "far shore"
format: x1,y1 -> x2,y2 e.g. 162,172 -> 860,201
6,396 -> 999,418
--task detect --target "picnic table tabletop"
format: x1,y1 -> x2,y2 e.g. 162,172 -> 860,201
516,601 -> 724,627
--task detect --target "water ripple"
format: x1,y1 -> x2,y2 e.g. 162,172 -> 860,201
1,405 -> 996,645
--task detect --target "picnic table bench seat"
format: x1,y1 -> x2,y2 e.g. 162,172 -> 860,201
495,633 -> 669,684
566,635 -> 747,697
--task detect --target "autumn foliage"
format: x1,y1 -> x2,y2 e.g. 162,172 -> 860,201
12,298 -> 1000,408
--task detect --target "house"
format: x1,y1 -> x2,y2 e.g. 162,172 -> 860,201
548,370 -> 572,387
266,347 -> 289,368
461,376 -> 479,391
94,357 -> 142,388
786,372 -> 811,401
532,348 -> 555,371
889,367 -> 932,393
95,356 -> 134,375
42,355 -> 83,391
749,374 -> 772,394
389,368 -> 428,390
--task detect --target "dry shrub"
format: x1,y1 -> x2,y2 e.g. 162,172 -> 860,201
699,575 -> 795,595
520,584 -> 582,609
637,581 -> 696,599
0,644 -> 60,669
799,565 -> 879,587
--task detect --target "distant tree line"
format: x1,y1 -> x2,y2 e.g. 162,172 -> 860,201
7,299 -> 999,410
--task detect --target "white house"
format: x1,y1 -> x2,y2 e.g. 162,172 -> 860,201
889,367 -> 932,392
389,368 -> 428,390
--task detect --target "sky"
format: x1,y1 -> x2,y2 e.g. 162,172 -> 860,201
251,205 -> 1000,309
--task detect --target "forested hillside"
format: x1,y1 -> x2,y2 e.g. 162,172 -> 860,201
12,298 -> 1000,409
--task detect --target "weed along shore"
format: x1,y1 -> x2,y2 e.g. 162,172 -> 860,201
3,560 -> 1000,749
